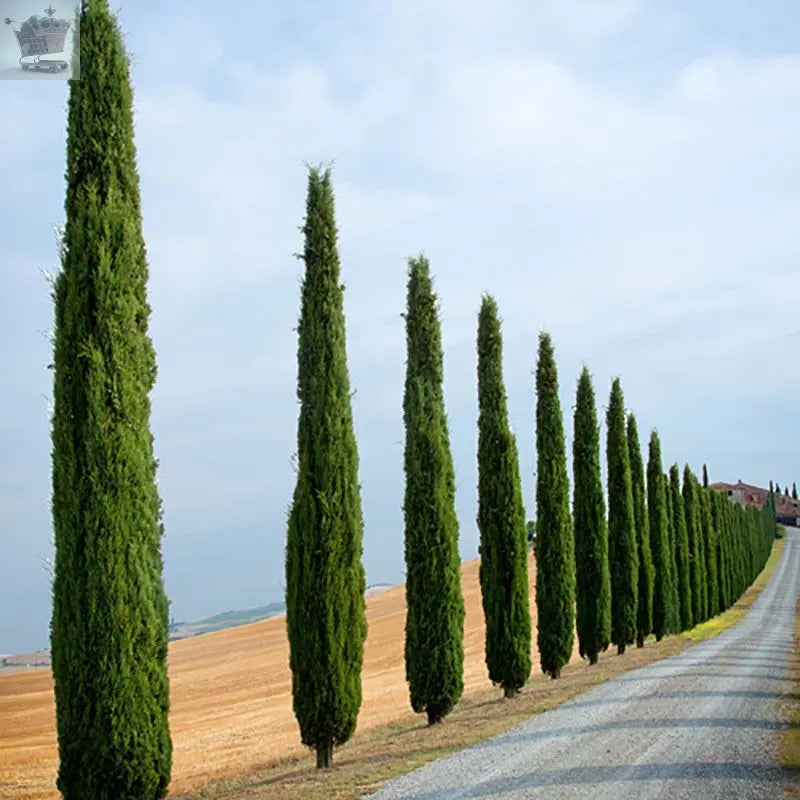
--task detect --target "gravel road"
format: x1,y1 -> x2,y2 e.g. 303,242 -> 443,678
367,528 -> 799,799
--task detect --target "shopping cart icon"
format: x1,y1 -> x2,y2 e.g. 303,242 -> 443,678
4,5 -> 71,73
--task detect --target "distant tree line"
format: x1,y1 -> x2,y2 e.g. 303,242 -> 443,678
48,3 -> 782,792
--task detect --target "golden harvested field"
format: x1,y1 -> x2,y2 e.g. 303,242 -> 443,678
0,553 -> 578,799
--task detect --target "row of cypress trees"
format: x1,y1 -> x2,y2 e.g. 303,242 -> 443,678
49,4 -> 780,787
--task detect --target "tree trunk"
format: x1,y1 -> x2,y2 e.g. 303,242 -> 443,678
503,685 -> 520,699
427,711 -> 443,726
588,654 -> 598,665
315,738 -> 333,769
617,643 -> 626,655
655,633 -> 663,642
550,668 -> 561,680
636,633 -> 644,648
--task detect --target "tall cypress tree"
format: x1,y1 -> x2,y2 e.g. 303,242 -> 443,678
627,413 -> 653,648
793,482 -> 797,501
646,432 -> 673,642
670,464 -> 693,631
664,472 -> 681,634
286,167 -> 367,769
572,367 -> 611,665
700,487 -> 719,619
703,464 -> 709,489
711,489 -> 728,613
477,295 -> 531,697
403,255 -> 465,723
50,2 -> 172,796
682,466 -> 707,625
606,379 -> 638,655
535,332 -> 575,679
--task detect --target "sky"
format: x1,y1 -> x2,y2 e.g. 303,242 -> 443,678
1,0 -> 798,655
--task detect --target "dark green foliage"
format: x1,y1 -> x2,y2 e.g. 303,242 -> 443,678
775,482 -> 781,495
700,488 -> 718,619
285,172 -> 369,763
682,467 -> 707,624
50,2 -> 171,796
664,473 -> 681,634
477,296 -> 531,697
606,379 -> 638,654
527,520 -> 537,550
669,464 -> 693,631
703,464 -> 709,489
572,367 -> 611,665
793,483 -> 797,500
535,332 -> 575,679
710,490 -> 729,614
403,256 -> 465,724
285,168 -> 367,769
627,414 -> 653,648
646,432 -> 673,641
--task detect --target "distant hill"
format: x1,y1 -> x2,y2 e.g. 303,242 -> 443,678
1,584 -> 394,673
168,601 -> 287,640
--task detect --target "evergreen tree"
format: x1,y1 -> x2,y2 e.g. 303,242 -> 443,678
664,472 -> 681,634
703,464 -> 709,489
710,489 -> 728,614
535,332 -> 575,679
646,432 -> 673,641
793,482 -> 797,501
477,295 -> 531,697
682,467 -> 707,624
670,464 -> 693,631
50,3 -> 172,796
286,167 -> 367,768
775,482 -> 781,495
606,379 -> 638,655
700,487 -> 718,619
572,367 -> 611,665
627,413 -> 653,648
403,255 -> 465,723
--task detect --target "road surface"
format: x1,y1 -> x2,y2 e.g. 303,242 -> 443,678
368,528 -> 798,799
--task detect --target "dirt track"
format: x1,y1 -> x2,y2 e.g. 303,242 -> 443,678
0,552 -> 576,798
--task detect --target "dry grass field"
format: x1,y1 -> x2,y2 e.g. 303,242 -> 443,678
1,552 -> 581,798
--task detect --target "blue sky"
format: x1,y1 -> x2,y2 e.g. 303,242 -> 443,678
1,0 -> 799,655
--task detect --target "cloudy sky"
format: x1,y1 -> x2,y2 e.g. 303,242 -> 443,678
1,0 -> 798,655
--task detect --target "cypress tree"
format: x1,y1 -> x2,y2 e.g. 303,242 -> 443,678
627,413 -> 653,648
403,255 -> 465,724
670,464 -> 693,631
701,487 -> 718,619
646,432 -> 673,642
682,467 -> 707,624
793,482 -> 797,501
711,490 -> 728,613
703,464 -> 709,489
664,472 -> 681,634
572,367 -> 611,665
50,2 -> 172,796
476,295 -> 531,697
285,167 -> 367,769
535,332 -> 575,679
606,379 -> 638,655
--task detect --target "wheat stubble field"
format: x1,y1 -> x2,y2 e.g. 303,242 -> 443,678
0,551 -> 581,798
